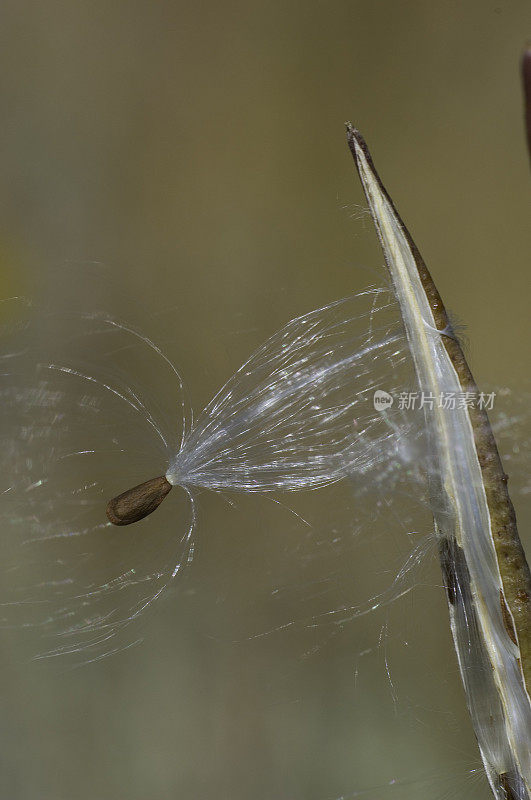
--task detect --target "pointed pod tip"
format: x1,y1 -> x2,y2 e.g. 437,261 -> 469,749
345,122 -> 363,142
106,475 -> 173,526
345,124 -> 370,164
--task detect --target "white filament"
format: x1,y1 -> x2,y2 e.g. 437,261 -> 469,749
167,291 -> 411,492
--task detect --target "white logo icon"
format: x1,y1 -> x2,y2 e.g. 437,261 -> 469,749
373,390 -> 394,410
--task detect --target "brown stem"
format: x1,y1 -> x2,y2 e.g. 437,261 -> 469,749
523,45 -> 531,162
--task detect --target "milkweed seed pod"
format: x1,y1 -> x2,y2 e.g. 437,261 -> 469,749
346,125 -> 531,800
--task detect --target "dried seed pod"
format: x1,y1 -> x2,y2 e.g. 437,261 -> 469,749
346,124 -> 531,800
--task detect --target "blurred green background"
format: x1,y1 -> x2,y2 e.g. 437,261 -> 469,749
1,2 -> 530,799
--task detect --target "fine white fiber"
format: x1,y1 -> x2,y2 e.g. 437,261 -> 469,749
167,290 -> 416,492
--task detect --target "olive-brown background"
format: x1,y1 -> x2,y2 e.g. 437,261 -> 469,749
1,2 -> 530,799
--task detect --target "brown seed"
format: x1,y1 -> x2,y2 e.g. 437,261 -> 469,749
498,771 -> 518,800
106,475 -> 173,526
500,589 -> 518,646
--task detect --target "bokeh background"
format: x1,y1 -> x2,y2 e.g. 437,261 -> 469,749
1,2 -> 530,799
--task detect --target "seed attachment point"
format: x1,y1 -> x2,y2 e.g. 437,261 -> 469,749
106,475 -> 173,526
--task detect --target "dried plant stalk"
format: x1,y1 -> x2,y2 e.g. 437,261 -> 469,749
523,46 -> 531,161
347,125 -> 531,800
